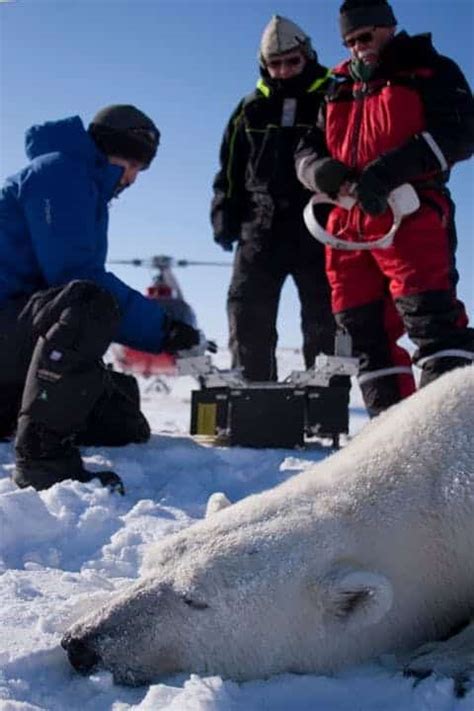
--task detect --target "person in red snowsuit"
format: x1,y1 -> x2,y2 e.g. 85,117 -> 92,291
296,0 -> 474,416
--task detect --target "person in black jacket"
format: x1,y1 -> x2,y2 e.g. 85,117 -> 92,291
296,0 -> 474,416
211,16 -> 337,381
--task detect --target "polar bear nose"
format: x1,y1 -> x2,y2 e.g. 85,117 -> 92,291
62,635 -> 101,674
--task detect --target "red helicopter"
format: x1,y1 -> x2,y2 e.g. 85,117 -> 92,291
108,255 -> 230,385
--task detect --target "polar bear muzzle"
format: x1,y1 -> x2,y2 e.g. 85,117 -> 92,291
61,633 -> 101,675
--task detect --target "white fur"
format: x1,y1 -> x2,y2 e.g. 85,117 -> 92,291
63,366 -> 474,685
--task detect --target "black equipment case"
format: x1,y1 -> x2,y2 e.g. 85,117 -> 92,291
190,380 -> 350,449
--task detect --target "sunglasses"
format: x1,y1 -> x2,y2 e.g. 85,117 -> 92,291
266,55 -> 304,70
343,29 -> 376,48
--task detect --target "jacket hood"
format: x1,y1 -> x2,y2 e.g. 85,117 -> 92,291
25,115 -> 98,163
24,115 -> 122,201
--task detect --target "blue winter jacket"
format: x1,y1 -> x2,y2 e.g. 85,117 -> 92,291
0,116 -> 167,353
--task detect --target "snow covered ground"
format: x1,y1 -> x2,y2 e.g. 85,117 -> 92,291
0,350 -> 471,711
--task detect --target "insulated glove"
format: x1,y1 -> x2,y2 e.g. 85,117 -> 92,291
362,134 -> 448,194
355,165 -> 392,216
214,235 -> 236,252
311,158 -> 353,198
163,319 -> 201,353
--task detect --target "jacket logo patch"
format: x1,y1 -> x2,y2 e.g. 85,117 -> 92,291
281,98 -> 297,127
44,198 -> 52,225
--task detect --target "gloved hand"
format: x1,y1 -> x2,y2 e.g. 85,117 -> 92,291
355,163 -> 392,216
163,319 -> 201,353
206,340 -> 218,354
312,158 -> 353,199
214,235 -> 235,252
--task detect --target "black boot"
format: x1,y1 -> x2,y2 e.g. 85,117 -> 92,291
13,418 -> 124,494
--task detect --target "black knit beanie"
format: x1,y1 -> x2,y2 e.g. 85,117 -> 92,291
88,104 -> 160,167
339,0 -> 397,37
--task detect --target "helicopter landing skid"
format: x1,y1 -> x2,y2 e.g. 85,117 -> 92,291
142,376 -> 172,396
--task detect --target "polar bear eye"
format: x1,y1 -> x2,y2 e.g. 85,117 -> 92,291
182,596 -> 209,610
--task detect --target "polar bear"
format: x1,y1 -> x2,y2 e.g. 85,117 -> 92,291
62,366 -> 474,686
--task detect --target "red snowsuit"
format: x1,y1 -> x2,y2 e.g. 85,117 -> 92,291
296,32 -> 474,415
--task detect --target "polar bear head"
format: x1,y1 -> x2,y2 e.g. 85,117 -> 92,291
62,366 -> 474,684
62,505 -> 396,685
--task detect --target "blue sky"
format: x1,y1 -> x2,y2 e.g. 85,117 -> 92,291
1,0 -> 473,348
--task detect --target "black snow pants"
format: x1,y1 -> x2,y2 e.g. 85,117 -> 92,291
227,214 -> 336,381
0,280 -> 150,446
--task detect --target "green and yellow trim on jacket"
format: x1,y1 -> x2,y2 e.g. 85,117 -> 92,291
225,103 -> 246,199
255,68 -> 332,98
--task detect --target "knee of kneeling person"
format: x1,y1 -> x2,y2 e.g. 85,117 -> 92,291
33,280 -> 120,335
67,281 -> 119,316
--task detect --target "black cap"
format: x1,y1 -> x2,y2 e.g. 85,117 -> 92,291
339,0 -> 397,37
88,104 -> 160,167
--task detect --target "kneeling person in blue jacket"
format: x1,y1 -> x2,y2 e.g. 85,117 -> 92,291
0,104 -> 200,493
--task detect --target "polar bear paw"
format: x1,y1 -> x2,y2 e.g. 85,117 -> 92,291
403,620 -> 474,698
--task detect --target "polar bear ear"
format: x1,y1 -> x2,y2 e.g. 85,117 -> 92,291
322,567 -> 393,630
205,492 -> 232,518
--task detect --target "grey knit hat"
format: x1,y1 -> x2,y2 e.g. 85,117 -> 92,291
259,15 -> 316,65
339,0 -> 397,37
89,104 -> 160,167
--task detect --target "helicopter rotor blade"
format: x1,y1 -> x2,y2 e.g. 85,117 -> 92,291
108,255 -> 172,269
175,259 -> 231,268
108,256 -> 231,268
108,258 -> 147,267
